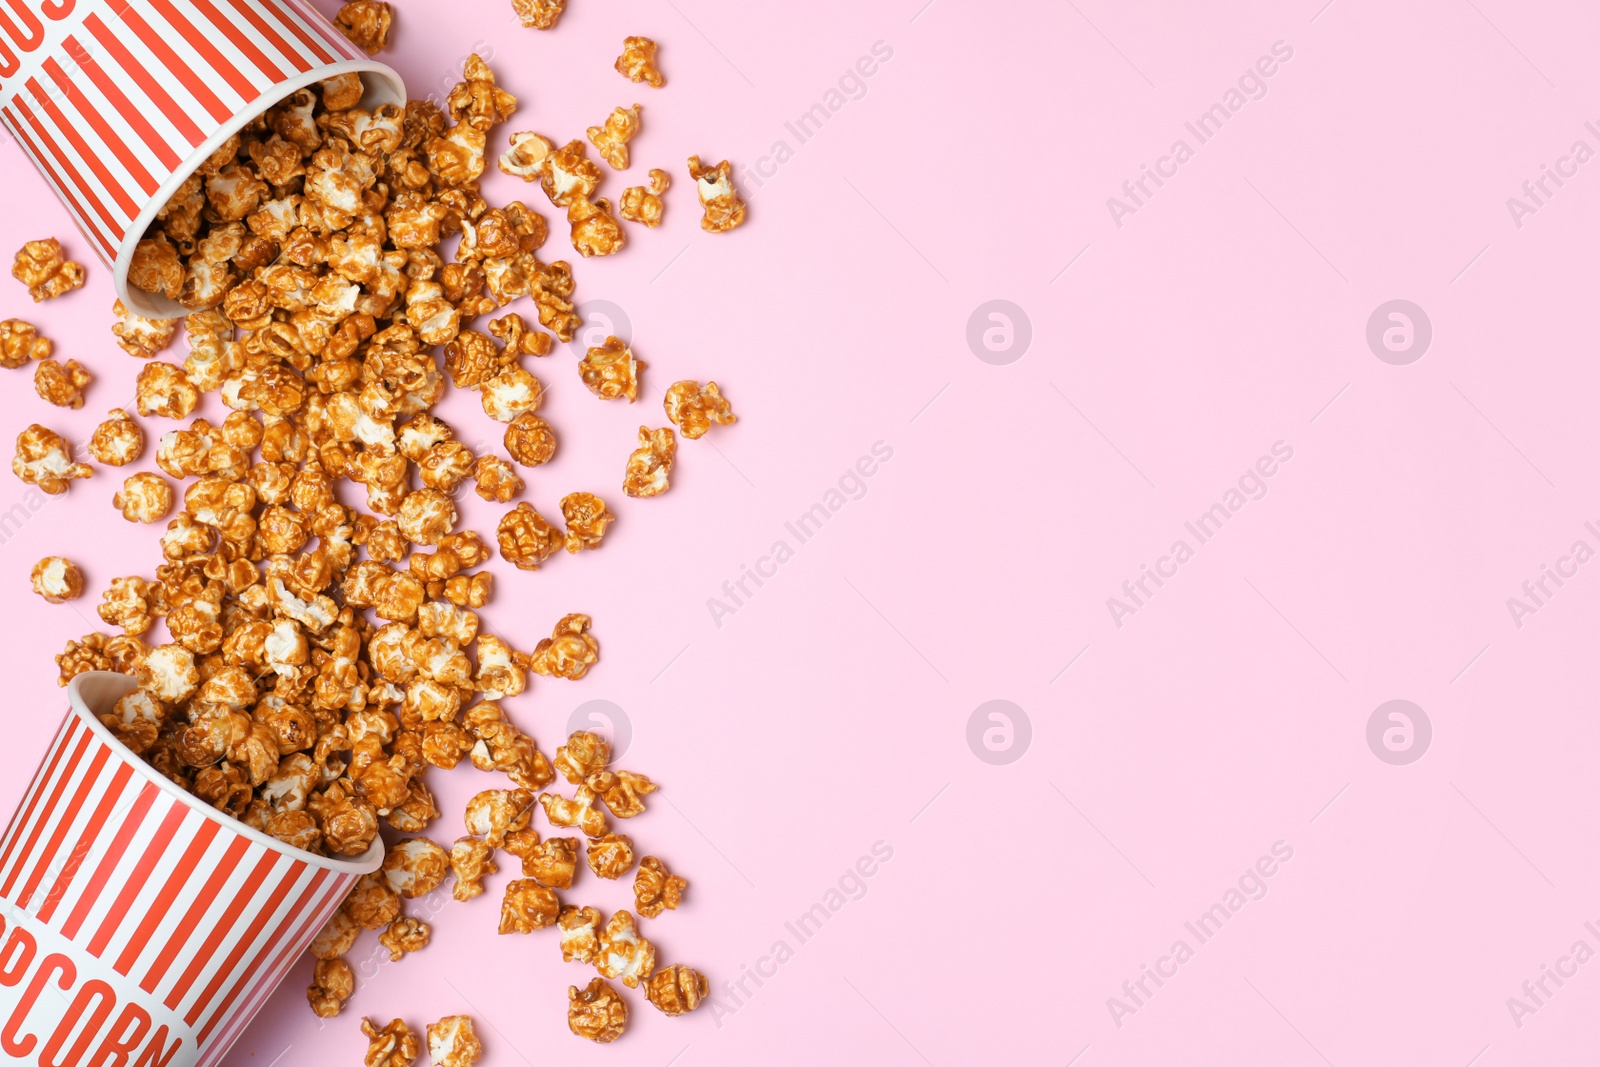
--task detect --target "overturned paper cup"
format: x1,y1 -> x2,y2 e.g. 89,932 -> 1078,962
0,671 -> 381,1067
0,0 -> 404,317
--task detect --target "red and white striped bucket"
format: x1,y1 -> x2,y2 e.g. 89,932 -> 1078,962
0,672 -> 381,1067
0,0 -> 405,317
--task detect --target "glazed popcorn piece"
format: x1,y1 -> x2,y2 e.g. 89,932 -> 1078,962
523,835 -> 579,888
464,787 -> 533,847
345,870 -> 402,929
589,769 -> 656,819
114,472 -> 174,524
687,156 -> 747,233
13,424 -> 90,494
560,492 -> 615,553
587,105 -> 641,171
111,301 -> 178,359
497,502 -> 562,569
579,337 -> 644,401
87,410 -> 145,466
529,614 -> 599,679
634,855 -> 686,917
383,837 -> 451,898
615,37 -> 665,87
311,908 -> 361,960
499,131 -> 555,183
503,413 -> 556,467
499,878 -> 561,933
397,487 -> 458,546
0,319 -> 50,368
540,785 -> 608,838
480,367 -> 544,423
511,0 -> 564,30
646,964 -> 709,1016
134,363 -> 199,419
362,1018 -> 421,1067
568,978 -> 627,1043
12,239 -> 85,301
595,910 -> 656,988
426,1015 -> 482,1067
307,957 -> 355,1018
541,141 -> 601,209
33,359 -> 91,409
585,833 -> 634,880
664,380 -> 736,439
30,557 -> 83,604
567,197 -> 625,258
99,687 -> 164,754
97,576 -> 154,635
558,904 -> 603,963
334,0 -> 392,54
379,916 -> 431,960
620,169 -> 669,227
622,426 -> 676,498
128,237 -> 183,300
472,455 -> 523,502
447,56 -> 517,133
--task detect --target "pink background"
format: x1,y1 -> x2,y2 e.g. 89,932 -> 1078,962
2,0 -> 1598,1063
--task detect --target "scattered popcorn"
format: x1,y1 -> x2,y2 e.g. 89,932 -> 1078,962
540,784 -> 608,838
634,855 -> 686,917
646,964 -> 709,1016
579,337 -> 644,401
426,1015 -> 482,1067
499,878 -> 561,933
664,379 -> 737,439
0,319 -> 50,368
568,978 -> 628,1043
379,916 -> 431,961
567,197 -> 625,258
13,424 -> 90,494
620,169 -> 669,227
88,410 -> 145,466
113,472 -> 174,524
464,787 -> 533,847
30,556 -> 83,604
529,614 -> 599,679
559,905 -> 604,963
586,834 -> 635,880
383,837 -> 451,898
334,0 -> 392,54
615,37 -> 665,88
687,156 -> 747,233
595,910 -> 656,988
362,1018 -> 421,1067
472,455 -> 523,502
32,359 -> 91,409
11,239 -> 84,301
622,426 -> 676,497
111,300 -> 178,359
134,362 -> 199,419
511,0 -> 564,30
587,105 -> 641,171
307,957 -> 355,1018
560,492 -> 615,553
503,413 -> 556,467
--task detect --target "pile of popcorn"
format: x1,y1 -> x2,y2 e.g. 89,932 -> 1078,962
3,7 -> 742,1053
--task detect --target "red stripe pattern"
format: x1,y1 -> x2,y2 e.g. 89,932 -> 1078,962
0,0 -> 367,265
0,701 -> 365,1067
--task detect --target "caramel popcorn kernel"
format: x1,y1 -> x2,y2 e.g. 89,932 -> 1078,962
524,835 -> 579,888
496,502 -> 562,569
615,37 -> 665,88
88,409 -> 145,466
379,916 -> 431,961
134,362 -> 199,420
114,472 -> 175,524
472,455 -> 523,502
447,55 -> 517,133
98,576 -> 154,636
579,337 -> 644,401
311,908 -> 362,961
595,910 -> 656,988
541,141 -> 601,208
664,379 -> 737,439
646,964 -> 710,1016
307,957 -> 355,1019
383,837 -> 452,898
529,613 -> 599,679
687,155 -> 747,233
568,977 -> 628,1043
33,358 -> 91,409
622,425 -> 676,498
567,197 -> 625,258
586,105 -> 641,171
511,0 -> 565,30
362,1018 -> 421,1067
13,424 -> 90,494
590,769 -> 657,819
559,492 -> 615,554
451,835 -> 498,901
585,834 -> 635,880
334,0 -> 392,54
558,904 -> 603,963
635,855 -> 687,917
112,300 -> 178,359
620,169 -> 669,228
480,367 -> 544,424
426,1015 -> 482,1067
499,878 -> 561,933
464,787 -> 533,847
127,237 -> 183,300
0,319 -> 50,368
12,239 -> 85,301
540,785 -> 607,838
30,556 -> 83,604
499,132 -> 555,183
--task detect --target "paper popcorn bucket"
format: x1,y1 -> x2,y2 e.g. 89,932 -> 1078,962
0,671 -> 381,1067
0,0 -> 405,317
